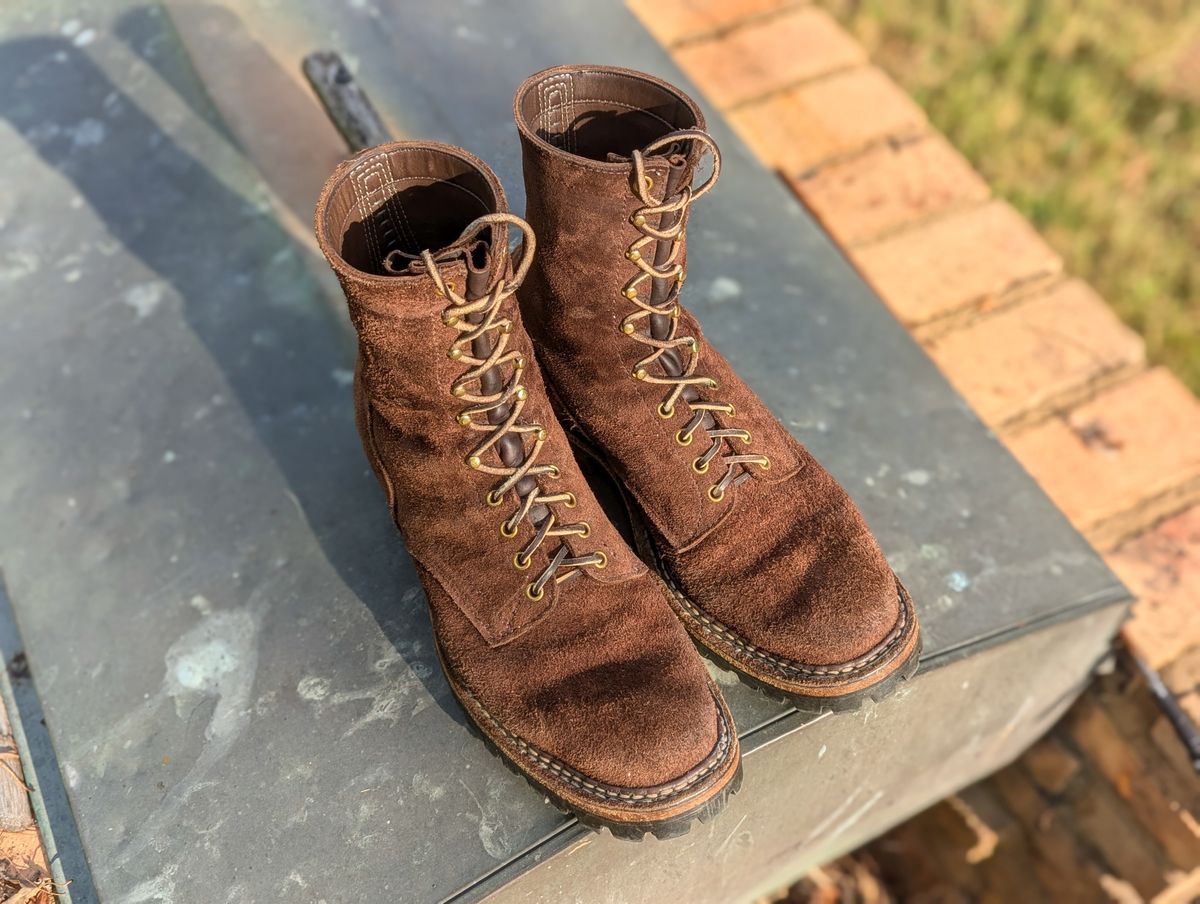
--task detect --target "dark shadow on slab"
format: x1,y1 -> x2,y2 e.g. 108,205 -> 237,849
0,32 -> 464,755
111,4 -> 237,145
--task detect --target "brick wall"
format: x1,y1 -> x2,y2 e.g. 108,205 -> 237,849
629,1 -> 1200,899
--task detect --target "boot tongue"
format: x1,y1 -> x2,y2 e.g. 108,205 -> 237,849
380,229 -> 500,277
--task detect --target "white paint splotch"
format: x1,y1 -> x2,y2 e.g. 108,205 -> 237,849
122,281 -> 164,319
459,775 -> 515,860
295,632 -> 434,737
86,607 -> 263,871
707,276 -> 742,304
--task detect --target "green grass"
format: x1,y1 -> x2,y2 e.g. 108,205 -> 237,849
821,0 -> 1200,392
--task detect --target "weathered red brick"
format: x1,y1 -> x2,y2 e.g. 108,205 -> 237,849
789,133 -> 989,245
626,0 -> 792,47
851,201 -> 1062,326
1159,646 -> 1200,754
1007,369 -> 1200,548
990,765 -> 1110,901
729,66 -> 926,173
1065,695 -> 1200,870
923,280 -> 1145,430
673,7 -> 866,108
1151,710 -> 1200,782
1068,777 -> 1171,900
1021,736 -> 1082,796
1109,507 -> 1200,669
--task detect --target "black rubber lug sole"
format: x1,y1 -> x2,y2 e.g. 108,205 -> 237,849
698,632 -> 923,715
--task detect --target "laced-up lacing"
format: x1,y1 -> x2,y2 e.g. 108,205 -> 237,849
621,131 -> 770,502
420,213 -> 607,600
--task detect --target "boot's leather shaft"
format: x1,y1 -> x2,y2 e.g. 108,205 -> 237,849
514,66 -> 920,702
315,143 -> 635,643
314,140 -> 740,831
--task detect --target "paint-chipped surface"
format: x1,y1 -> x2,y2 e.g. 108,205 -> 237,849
0,0 -> 1125,901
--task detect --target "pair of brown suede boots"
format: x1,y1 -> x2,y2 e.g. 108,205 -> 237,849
314,65 -> 921,839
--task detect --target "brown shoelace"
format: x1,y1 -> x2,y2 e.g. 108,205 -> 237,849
420,214 -> 607,601
622,131 -> 770,503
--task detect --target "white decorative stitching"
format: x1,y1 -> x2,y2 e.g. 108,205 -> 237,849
538,73 -> 575,151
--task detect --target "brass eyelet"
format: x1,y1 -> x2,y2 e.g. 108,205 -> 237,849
623,286 -> 638,300
633,368 -> 648,381
564,492 -> 577,508
675,429 -> 693,447
707,485 -> 725,503
456,413 -> 472,426
621,322 -> 636,335
486,490 -> 504,507
443,312 -> 459,326
705,378 -> 719,390
726,404 -> 737,416
526,583 -> 544,601
515,355 -> 527,370
466,455 -> 482,469
742,432 -> 753,443
578,522 -> 591,539
759,458 -> 772,471
500,521 -> 519,539
677,270 -> 687,285
644,175 -> 654,191
514,386 -> 528,401
594,551 -> 608,569
657,401 -> 675,419
546,464 -> 561,479
513,552 -> 531,571
447,348 -> 463,360
446,282 -> 457,293
630,214 -> 646,227
501,322 -> 513,334
625,249 -> 641,262
535,427 -> 548,442
692,457 -> 709,474
452,385 -> 467,398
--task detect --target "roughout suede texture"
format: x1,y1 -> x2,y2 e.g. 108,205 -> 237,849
315,141 -> 735,792
514,66 -> 914,673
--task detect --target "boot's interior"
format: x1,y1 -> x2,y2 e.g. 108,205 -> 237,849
322,146 -> 498,275
517,68 -> 701,161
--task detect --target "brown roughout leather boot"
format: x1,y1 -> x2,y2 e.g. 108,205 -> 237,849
314,141 -> 740,837
513,66 -> 922,711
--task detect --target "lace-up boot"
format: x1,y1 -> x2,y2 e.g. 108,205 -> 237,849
314,141 -> 740,836
513,67 -> 921,710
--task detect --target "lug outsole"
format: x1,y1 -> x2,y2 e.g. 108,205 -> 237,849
478,716 -> 744,840
456,697 -> 742,841
695,632 -> 923,715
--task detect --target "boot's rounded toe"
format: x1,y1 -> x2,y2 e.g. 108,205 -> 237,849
432,573 -> 740,827
665,466 -> 920,702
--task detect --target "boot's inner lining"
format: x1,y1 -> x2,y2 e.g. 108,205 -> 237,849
517,69 -> 701,161
324,147 -> 497,275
